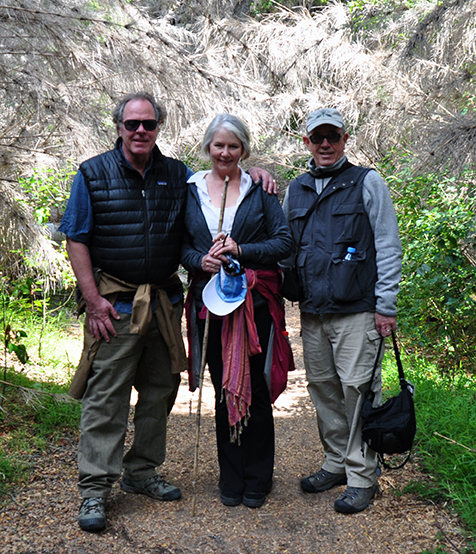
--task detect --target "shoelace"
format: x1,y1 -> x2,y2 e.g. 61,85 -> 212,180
143,474 -> 172,493
82,498 -> 103,514
146,474 -> 166,486
313,470 -> 331,481
342,487 -> 362,499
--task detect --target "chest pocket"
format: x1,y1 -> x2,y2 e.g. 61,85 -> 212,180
332,202 -> 364,244
288,206 -> 313,244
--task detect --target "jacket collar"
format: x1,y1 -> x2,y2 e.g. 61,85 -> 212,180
308,155 -> 348,178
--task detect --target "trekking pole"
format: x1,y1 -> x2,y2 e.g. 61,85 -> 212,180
191,175 -> 230,516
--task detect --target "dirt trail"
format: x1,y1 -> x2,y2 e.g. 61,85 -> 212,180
0,304 -> 469,554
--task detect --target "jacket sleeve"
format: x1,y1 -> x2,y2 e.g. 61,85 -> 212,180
363,171 -> 402,317
238,189 -> 293,267
180,187 -> 212,273
181,229 -> 205,273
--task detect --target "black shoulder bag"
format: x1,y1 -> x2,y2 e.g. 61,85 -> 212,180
281,196 -> 320,302
361,332 -> 416,470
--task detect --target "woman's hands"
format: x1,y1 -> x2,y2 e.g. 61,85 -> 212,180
201,232 -> 240,273
211,232 -> 240,258
201,251 -> 222,274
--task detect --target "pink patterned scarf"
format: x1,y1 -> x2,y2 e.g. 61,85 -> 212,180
221,269 -> 261,442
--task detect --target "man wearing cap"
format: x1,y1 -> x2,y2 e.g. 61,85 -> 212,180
59,92 -> 277,532
282,107 -> 401,513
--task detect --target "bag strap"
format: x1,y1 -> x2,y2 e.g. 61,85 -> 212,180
365,336 -> 385,401
370,332 -> 415,470
391,331 -> 414,393
379,450 -> 412,471
367,331 -> 410,395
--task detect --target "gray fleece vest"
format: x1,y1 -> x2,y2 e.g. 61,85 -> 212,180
287,164 -> 377,314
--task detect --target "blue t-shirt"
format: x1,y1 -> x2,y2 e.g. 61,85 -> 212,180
59,147 -> 194,310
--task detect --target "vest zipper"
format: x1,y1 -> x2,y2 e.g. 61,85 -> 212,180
142,188 -> 150,268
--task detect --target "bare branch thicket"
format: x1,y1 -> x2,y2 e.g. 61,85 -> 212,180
200,5 -> 397,168
350,0 -> 476,176
2,0 -> 476,170
0,0 -> 278,277
1,0 -> 476,281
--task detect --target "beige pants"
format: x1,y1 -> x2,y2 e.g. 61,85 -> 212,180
301,311 -> 384,488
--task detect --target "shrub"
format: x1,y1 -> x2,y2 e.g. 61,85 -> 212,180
386,166 -> 476,377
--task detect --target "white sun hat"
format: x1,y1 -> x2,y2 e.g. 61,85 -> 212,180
202,264 -> 247,316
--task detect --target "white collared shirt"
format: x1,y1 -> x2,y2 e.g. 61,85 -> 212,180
188,168 -> 252,236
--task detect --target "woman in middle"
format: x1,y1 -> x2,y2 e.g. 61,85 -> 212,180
182,113 -> 294,509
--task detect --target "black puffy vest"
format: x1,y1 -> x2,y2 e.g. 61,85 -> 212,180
80,140 -> 188,285
287,164 -> 377,314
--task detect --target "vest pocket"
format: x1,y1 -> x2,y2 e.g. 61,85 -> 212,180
330,250 -> 365,302
332,202 -> 364,243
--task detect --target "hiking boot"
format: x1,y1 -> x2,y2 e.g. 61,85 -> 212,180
334,484 -> 380,514
78,497 -> 106,532
120,474 -> 181,501
220,490 -> 242,507
242,491 -> 267,509
300,468 -> 347,493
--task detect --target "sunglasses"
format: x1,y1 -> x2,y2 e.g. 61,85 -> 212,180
308,132 -> 343,144
122,119 -> 158,131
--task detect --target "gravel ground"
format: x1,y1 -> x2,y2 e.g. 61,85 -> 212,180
0,304 -> 470,554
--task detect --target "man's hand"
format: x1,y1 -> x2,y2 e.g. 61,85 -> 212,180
248,167 -> 278,195
375,313 -> 397,337
86,296 -> 120,342
66,238 -> 121,342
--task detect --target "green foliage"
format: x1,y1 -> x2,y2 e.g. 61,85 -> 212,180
346,0 -> 434,39
381,352 -> 476,543
0,297 -> 81,496
0,277 -> 31,374
21,299 -> 80,380
276,155 -> 308,182
384,165 -> 476,376
251,0 -> 275,15
460,91 -> 476,115
17,164 -> 75,225
0,370 -> 81,495
87,0 -> 102,9
420,549 -> 463,554
34,397 -> 81,435
182,148 -> 211,174
251,0 -> 328,17
0,449 -> 25,487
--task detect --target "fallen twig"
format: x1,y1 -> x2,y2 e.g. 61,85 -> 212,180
0,379 -> 78,405
434,432 -> 476,453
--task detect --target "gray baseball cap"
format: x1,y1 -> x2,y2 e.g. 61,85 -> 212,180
306,108 -> 345,134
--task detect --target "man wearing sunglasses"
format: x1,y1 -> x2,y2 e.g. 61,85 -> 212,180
59,92 -> 276,532
282,108 -> 401,514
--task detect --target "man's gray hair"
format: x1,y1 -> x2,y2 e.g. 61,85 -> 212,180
201,113 -> 251,160
112,92 -> 166,127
